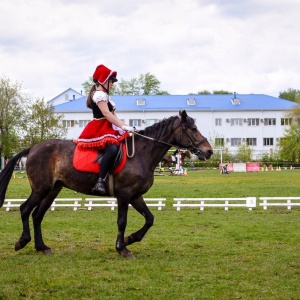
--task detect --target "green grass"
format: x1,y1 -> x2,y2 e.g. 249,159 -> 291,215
8,168 -> 300,200
0,170 -> 300,299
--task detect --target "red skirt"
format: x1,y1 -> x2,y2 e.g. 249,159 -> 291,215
74,119 -> 129,150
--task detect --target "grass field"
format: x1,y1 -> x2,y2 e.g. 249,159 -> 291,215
0,169 -> 299,299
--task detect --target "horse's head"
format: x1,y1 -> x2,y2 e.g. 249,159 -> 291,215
184,150 -> 191,159
175,110 -> 213,161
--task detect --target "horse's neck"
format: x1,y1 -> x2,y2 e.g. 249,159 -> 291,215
134,140 -> 170,170
134,119 -> 178,168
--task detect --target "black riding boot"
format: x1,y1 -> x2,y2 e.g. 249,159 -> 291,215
92,144 -> 119,195
92,178 -> 106,195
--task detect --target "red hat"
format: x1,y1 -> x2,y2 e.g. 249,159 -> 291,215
93,64 -> 118,85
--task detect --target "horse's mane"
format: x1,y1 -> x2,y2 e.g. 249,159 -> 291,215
138,115 -> 178,139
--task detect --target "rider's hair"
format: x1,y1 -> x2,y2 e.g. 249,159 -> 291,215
86,81 -> 99,108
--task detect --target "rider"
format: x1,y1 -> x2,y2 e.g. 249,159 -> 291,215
76,64 -> 134,195
173,149 -> 179,163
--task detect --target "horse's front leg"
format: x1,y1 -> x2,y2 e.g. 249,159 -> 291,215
115,199 -> 134,258
124,196 -> 154,247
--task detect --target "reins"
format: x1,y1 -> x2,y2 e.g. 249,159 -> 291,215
125,129 -> 208,158
133,131 -> 177,148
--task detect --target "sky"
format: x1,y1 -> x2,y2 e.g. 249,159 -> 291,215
1,0 -> 300,101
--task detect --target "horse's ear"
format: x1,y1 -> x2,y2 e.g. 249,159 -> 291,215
179,110 -> 187,122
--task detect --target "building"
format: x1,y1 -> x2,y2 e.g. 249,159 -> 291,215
52,92 -> 297,158
48,88 -> 84,107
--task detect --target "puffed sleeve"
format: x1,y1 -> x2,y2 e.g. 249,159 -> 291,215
93,91 -> 108,104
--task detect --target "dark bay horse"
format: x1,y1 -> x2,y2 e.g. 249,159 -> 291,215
161,150 -> 191,167
0,110 -> 213,258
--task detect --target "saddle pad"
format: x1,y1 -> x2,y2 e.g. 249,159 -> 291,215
73,143 -> 127,174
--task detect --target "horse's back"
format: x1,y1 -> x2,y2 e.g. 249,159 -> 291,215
28,139 -> 74,159
27,139 -> 75,178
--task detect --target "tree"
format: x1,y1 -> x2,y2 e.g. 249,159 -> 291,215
0,77 -> 27,158
0,76 -> 67,159
235,142 -> 253,162
82,73 -> 169,96
190,90 -> 232,95
212,90 -> 232,95
279,105 -> 300,161
196,90 -> 211,95
81,77 -> 93,96
19,98 -> 67,148
279,88 -> 300,102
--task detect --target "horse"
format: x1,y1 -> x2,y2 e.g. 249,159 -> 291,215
0,110 -> 213,258
161,150 -> 191,167
18,156 -> 27,171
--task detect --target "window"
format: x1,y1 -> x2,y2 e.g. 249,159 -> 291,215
215,118 -> 222,126
231,138 -> 242,146
63,120 -> 75,128
136,99 -> 145,106
79,120 -> 90,127
263,138 -> 274,146
231,98 -> 240,105
64,94 -> 69,101
129,119 -> 142,127
281,118 -> 292,126
187,98 -> 196,105
246,138 -> 257,146
264,118 -> 276,126
230,119 -> 243,126
247,118 -> 259,126
215,138 -> 224,147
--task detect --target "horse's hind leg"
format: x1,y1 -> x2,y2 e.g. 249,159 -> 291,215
15,191 -> 46,251
32,185 -> 63,254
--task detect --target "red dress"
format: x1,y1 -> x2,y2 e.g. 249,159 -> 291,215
75,91 -> 129,149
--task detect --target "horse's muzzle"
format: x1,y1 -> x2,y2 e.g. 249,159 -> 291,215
195,149 -> 213,161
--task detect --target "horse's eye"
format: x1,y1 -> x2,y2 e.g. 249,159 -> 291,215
191,127 -> 197,133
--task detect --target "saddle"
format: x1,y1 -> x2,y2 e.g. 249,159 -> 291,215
73,143 -> 127,174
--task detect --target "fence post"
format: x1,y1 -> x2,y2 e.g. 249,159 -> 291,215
246,197 -> 256,210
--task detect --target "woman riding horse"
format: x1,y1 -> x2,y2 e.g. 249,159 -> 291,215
76,64 -> 134,195
0,110 -> 213,258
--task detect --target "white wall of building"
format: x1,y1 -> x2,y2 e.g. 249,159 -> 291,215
58,108 -> 287,158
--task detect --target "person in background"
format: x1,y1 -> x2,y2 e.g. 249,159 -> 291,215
76,64 -> 134,195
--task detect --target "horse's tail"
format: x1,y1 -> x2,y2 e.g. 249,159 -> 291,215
0,148 -> 31,207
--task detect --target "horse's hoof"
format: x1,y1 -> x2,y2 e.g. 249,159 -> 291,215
124,252 -> 136,259
43,249 -> 54,255
119,249 -> 136,259
15,241 -> 22,251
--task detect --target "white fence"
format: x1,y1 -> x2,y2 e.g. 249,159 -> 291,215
50,198 -> 82,211
3,199 -> 24,212
3,198 -> 82,212
2,197 -> 300,212
173,197 -> 256,211
2,198 -> 166,212
85,198 -> 166,211
259,197 -> 300,210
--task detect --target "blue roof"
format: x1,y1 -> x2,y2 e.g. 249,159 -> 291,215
53,94 -> 297,112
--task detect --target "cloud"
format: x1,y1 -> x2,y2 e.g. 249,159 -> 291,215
0,0 -> 299,100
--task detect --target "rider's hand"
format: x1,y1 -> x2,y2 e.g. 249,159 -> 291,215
122,125 -> 135,132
